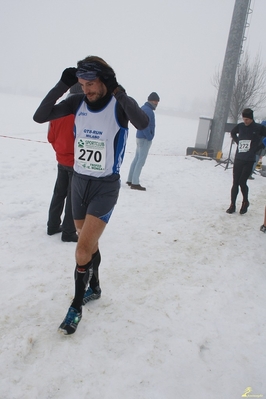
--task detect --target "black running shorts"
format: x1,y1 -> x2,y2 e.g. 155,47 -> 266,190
71,173 -> 120,223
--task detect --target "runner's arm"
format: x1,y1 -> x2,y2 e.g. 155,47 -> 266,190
231,125 -> 240,144
33,81 -> 76,123
114,91 -> 149,130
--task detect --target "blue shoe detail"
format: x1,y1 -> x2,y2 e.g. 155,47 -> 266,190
58,307 -> 82,335
83,286 -> 101,305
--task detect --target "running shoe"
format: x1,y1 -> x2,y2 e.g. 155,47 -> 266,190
240,201 -> 249,215
83,286 -> 101,305
260,225 -> 266,233
226,204 -> 236,214
58,306 -> 82,335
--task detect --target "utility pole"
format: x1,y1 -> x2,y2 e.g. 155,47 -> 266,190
208,0 -> 251,158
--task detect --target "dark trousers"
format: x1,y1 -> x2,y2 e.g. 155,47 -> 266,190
231,159 -> 254,204
47,163 -> 76,234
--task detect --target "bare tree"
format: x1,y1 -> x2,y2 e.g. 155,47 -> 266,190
213,52 -> 266,122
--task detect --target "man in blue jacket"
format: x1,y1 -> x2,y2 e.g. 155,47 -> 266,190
127,92 -> 160,191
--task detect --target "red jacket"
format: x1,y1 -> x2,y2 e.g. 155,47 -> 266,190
47,115 -> 75,167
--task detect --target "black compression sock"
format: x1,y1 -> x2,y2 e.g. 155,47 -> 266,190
90,250 -> 101,290
71,260 -> 93,310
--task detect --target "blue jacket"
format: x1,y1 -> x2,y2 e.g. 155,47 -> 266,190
136,102 -> 155,141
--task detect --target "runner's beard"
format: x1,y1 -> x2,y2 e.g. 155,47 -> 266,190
86,86 -> 106,103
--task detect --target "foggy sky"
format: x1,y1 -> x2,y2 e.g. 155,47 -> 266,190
0,0 -> 265,115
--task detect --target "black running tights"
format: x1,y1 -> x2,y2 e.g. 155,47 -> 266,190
231,159 -> 254,204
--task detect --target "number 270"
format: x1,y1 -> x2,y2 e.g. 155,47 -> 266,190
78,149 -> 102,163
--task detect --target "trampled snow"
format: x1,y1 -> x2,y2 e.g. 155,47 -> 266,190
0,93 -> 265,399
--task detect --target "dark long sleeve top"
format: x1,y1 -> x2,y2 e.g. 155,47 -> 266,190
231,121 -> 266,162
34,81 -> 149,180
33,81 -> 149,130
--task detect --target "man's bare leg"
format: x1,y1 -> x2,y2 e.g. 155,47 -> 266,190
59,215 -> 106,334
74,214 -> 106,265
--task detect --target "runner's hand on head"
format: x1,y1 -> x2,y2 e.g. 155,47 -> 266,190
60,67 -> 78,87
99,67 -> 119,93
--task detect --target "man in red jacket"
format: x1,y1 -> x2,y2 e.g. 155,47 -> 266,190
47,83 -> 82,242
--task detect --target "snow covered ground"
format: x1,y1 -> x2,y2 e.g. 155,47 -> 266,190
0,93 -> 265,399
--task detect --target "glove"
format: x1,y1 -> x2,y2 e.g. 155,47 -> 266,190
263,137 -> 266,147
99,67 -> 119,93
60,67 -> 78,87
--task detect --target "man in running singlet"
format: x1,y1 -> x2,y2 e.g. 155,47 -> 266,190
34,55 -> 149,335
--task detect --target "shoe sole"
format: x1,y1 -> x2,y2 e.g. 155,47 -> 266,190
47,231 -> 62,236
58,328 -> 79,336
58,323 -> 81,335
58,328 -> 71,336
240,208 -> 249,215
